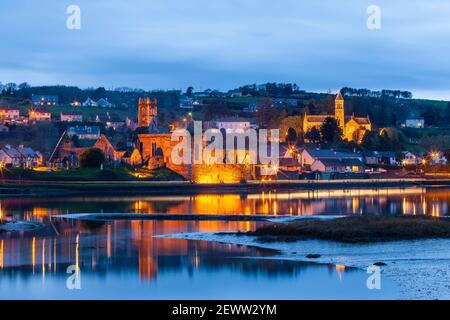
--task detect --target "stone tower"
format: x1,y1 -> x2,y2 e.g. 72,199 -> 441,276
334,92 -> 345,133
138,97 -> 157,128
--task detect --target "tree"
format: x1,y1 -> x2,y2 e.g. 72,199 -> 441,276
361,131 -> 381,150
320,117 -> 342,145
304,127 -> 321,144
286,128 -> 298,143
79,148 -> 105,168
202,103 -> 230,121
186,86 -> 194,97
421,107 -> 439,126
443,102 -> 450,125
255,98 -> 276,128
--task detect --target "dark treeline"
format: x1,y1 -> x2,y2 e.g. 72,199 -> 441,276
239,83 -> 302,97
341,87 -> 413,99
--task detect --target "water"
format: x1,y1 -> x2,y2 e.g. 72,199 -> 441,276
0,186 -> 448,299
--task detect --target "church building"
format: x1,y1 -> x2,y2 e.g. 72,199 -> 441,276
303,92 -> 371,143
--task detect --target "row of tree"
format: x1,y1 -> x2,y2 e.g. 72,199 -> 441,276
341,87 -> 413,99
239,83 -> 302,97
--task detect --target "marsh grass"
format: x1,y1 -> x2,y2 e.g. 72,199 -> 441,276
250,216 -> 450,243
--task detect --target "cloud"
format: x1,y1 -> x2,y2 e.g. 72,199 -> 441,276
0,0 -> 449,98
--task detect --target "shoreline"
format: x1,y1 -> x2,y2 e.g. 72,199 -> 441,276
0,178 -> 449,197
159,231 -> 450,300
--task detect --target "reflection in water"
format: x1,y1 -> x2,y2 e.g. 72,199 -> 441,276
0,187 -> 448,221
1,217 -> 394,299
0,187 -> 446,299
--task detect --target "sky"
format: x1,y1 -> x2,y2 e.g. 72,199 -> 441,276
1,0 -> 450,99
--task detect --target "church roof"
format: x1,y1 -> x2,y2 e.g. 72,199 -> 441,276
346,116 -> 370,125
304,115 -> 329,123
336,92 -> 344,100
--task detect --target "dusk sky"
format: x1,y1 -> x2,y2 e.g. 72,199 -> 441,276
1,0 -> 450,99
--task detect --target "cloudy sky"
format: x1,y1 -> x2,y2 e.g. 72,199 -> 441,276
1,0 -> 450,99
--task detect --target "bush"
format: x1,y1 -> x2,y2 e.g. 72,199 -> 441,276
79,148 -> 105,169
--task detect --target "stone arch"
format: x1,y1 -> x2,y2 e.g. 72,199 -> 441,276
279,116 -> 303,142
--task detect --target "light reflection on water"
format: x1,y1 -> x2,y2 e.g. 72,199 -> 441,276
0,187 -> 448,221
1,186 -> 447,299
0,220 -> 398,299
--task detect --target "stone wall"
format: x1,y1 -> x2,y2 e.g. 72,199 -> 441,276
138,133 -> 191,179
191,163 -> 254,184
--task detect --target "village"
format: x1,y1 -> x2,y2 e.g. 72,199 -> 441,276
0,88 -> 448,184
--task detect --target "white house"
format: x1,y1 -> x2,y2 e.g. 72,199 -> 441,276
82,97 -> 98,107
211,117 -> 251,133
404,118 -> 425,129
402,151 -> 423,166
96,98 -> 113,108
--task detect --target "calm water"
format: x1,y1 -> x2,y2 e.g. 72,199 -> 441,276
0,186 -> 448,299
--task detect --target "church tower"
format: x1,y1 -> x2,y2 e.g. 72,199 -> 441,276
138,97 -> 157,128
335,92 -> 345,133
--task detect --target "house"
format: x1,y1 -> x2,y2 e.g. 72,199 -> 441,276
0,146 -> 22,167
403,118 -> 425,129
82,97 -> 98,107
206,117 -> 252,133
70,101 -> 81,107
96,98 -> 114,108
226,89 -> 242,98
278,157 -> 301,172
273,98 -> 297,108
179,96 -> 194,109
402,151 -> 423,166
48,132 -> 127,168
300,148 -> 362,167
311,158 -> 365,173
17,145 -> 43,168
60,111 -> 83,122
28,109 -> 51,122
104,113 -> 124,130
363,151 -> 397,166
429,152 -> 448,166
32,94 -> 58,106
0,106 -> 20,123
280,143 -> 302,159
95,113 -> 125,129
244,101 -> 258,113
67,125 -> 101,140
0,145 -> 43,168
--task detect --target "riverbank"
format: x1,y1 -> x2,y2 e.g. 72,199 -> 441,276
1,178 -> 450,197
